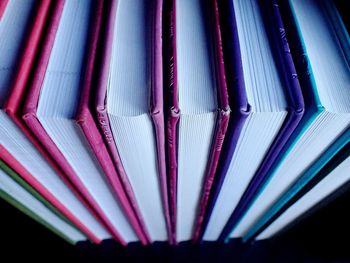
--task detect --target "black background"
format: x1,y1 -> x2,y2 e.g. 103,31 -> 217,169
1,185 -> 350,263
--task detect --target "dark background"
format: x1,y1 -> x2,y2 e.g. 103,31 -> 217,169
1,185 -> 350,263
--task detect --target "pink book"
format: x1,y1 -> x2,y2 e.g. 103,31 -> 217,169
192,0 -> 231,241
164,0 -> 230,242
75,0 -> 149,244
94,0 -> 172,243
19,0 -> 145,245
1,0 -> 112,244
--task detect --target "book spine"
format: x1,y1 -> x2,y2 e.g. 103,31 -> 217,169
149,0 -> 173,244
163,0 -> 179,243
95,0 -> 155,244
166,107 -> 179,242
23,112 -> 126,245
271,0 -> 305,113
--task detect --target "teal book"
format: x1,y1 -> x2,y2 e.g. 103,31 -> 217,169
0,160 -> 87,244
243,129 -> 350,241
224,0 -> 350,241
254,141 -> 350,240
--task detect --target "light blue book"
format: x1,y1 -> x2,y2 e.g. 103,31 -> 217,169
226,0 -> 350,241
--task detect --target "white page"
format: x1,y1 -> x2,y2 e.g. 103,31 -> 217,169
106,0 -> 167,240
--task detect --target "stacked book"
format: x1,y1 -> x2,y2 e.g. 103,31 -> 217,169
0,0 -> 348,245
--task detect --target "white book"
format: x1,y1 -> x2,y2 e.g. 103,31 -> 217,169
175,0 -> 219,241
105,0 -> 167,241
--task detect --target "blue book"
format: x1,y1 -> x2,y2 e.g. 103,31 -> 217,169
201,0 -> 304,242
220,0 -> 350,241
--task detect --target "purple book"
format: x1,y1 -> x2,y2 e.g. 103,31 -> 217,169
94,0 -> 172,243
200,0 -> 304,242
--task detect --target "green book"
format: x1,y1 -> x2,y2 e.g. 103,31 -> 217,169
0,160 -> 87,244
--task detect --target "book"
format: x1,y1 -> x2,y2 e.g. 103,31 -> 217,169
21,0 -> 139,244
227,0 -> 350,241
0,159 -> 87,244
255,141 -> 350,240
0,0 -> 111,244
75,0 -> 149,245
191,0 -> 231,242
166,0 -> 229,242
245,129 -> 350,241
94,0 -> 171,242
163,0 -> 230,242
162,0 -> 178,241
202,0 -> 303,241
